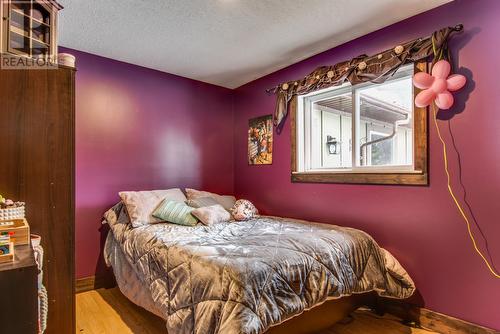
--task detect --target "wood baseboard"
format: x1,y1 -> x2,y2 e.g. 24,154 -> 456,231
76,275 -> 115,294
378,298 -> 499,334
76,276 -> 97,293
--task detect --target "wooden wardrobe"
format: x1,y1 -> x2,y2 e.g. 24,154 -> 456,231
0,66 -> 75,334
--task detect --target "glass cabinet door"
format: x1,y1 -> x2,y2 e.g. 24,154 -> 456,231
6,0 -> 54,59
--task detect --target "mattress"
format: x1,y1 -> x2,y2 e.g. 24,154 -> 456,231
103,202 -> 414,334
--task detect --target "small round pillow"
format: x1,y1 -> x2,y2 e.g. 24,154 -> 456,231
230,199 -> 258,221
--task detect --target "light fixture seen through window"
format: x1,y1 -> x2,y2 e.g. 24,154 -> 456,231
326,135 -> 340,155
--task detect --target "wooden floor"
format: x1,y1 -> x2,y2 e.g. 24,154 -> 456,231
76,288 -> 439,334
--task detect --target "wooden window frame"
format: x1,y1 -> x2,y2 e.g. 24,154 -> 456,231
291,61 -> 428,185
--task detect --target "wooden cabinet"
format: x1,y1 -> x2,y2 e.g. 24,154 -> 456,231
0,245 -> 38,333
0,66 -> 75,334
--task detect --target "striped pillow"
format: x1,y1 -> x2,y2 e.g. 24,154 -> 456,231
152,200 -> 197,226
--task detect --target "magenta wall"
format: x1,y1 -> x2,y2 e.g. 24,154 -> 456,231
64,48 -> 235,279
233,0 -> 500,330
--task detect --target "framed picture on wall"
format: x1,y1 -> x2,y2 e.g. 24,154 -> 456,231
248,115 -> 273,165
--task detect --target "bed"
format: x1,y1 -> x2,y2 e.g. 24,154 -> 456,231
103,202 -> 415,334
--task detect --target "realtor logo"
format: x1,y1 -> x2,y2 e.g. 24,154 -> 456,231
1,0 -> 60,69
1,53 -> 58,69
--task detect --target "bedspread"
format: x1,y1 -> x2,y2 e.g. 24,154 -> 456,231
104,203 -> 414,334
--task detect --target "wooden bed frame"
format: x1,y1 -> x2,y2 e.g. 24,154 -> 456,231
266,293 -> 375,334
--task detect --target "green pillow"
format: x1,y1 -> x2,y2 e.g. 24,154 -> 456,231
152,199 -> 197,226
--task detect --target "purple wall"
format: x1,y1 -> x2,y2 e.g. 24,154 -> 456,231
65,48 -> 235,279
233,0 -> 500,330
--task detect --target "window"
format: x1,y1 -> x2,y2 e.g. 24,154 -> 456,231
292,62 -> 428,185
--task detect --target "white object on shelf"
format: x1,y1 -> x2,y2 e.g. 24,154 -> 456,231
0,206 -> 25,220
31,234 -> 42,248
58,53 -> 76,68
34,242 -> 47,334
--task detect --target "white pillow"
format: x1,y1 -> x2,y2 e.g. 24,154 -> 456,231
191,204 -> 231,226
185,188 -> 236,211
119,188 -> 187,228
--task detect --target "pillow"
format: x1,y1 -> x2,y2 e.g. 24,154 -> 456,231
103,202 -> 123,226
102,202 -> 129,226
191,204 -> 231,226
152,200 -> 198,226
186,196 -> 219,208
185,188 -> 236,211
230,199 -> 259,221
119,188 -> 187,227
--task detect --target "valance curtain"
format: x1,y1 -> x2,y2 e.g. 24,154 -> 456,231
267,25 -> 463,132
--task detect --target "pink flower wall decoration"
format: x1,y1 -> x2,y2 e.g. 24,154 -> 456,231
413,60 -> 466,110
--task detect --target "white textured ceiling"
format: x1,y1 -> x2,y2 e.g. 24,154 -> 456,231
58,0 -> 450,89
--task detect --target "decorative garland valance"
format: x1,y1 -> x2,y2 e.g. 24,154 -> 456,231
267,24 -> 463,132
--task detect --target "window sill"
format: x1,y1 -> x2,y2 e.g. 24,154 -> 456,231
291,171 -> 428,185
299,168 -> 422,174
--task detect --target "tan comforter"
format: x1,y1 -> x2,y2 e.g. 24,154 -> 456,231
104,203 -> 414,334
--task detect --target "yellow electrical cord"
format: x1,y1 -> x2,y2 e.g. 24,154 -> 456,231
432,104 -> 500,279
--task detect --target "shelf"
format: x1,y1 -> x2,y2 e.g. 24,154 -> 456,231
9,25 -> 30,38
0,245 -> 36,272
31,17 -> 50,27
31,36 -> 50,46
